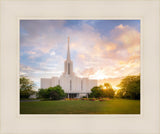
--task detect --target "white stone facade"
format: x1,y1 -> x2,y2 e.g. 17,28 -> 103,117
41,37 -> 98,97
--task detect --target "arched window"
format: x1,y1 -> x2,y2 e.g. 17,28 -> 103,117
68,63 -> 70,74
70,80 -> 72,90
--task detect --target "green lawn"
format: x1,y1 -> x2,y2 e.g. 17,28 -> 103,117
20,99 -> 140,114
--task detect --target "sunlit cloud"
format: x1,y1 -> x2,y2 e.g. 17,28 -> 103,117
20,20 -> 140,89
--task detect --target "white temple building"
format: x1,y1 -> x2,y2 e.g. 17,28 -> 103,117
41,37 -> 98,98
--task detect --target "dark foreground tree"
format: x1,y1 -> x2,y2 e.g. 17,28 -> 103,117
89,83 -> 115,98
38,85 -> 66,100
20,76 -> 35,98
89,86 -> 102,98
38,88 -> 50,98
117,75 -> 140,99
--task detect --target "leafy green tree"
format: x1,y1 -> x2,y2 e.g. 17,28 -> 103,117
50,90 -> 59,100
20,76 -> 35,98
38,88 -> 50,98
48,85 -> 66,100
20,77 -> 35,91
117,75 -> 140,99
38,85 -> 66,100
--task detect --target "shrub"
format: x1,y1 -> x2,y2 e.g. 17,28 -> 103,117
99,99 -> 105,101
65,98 -> 70,101
81,98 -> 88,100
89,98 -> 96,101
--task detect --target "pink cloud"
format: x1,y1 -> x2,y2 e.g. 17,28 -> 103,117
21,22 -> 140,88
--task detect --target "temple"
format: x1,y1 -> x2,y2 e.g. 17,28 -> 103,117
41,37 -> 98,98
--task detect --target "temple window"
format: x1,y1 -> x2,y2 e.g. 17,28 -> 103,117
81,80 -> 83,90
68,63 -> 70,74
70,80 -> 72,90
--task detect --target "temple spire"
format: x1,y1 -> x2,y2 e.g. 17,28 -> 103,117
67,37 -> 71,60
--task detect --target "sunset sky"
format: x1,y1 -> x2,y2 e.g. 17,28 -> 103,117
20,20 -> 140,89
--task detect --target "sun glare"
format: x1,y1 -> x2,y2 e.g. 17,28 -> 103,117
113,86 -> 120,90
103,86 -> 107,90
89,69 -> 108,80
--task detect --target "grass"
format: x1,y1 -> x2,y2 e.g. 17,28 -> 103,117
20,99 -> 140,114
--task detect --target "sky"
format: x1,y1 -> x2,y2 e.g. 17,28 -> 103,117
20,20 -> 140,89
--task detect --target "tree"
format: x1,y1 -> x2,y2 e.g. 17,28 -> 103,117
117,75 -> 140,99
115,89 -> 124,98
48,85 -> 66,100
50,90 -> 59,100
89,83 -> 115,98
89,86 -> 102,98
20,76 -> 35,98
103,83 -> 115,98
38,85 -> 66,100
38,88 -> 50,98
20,76 -> 35,91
